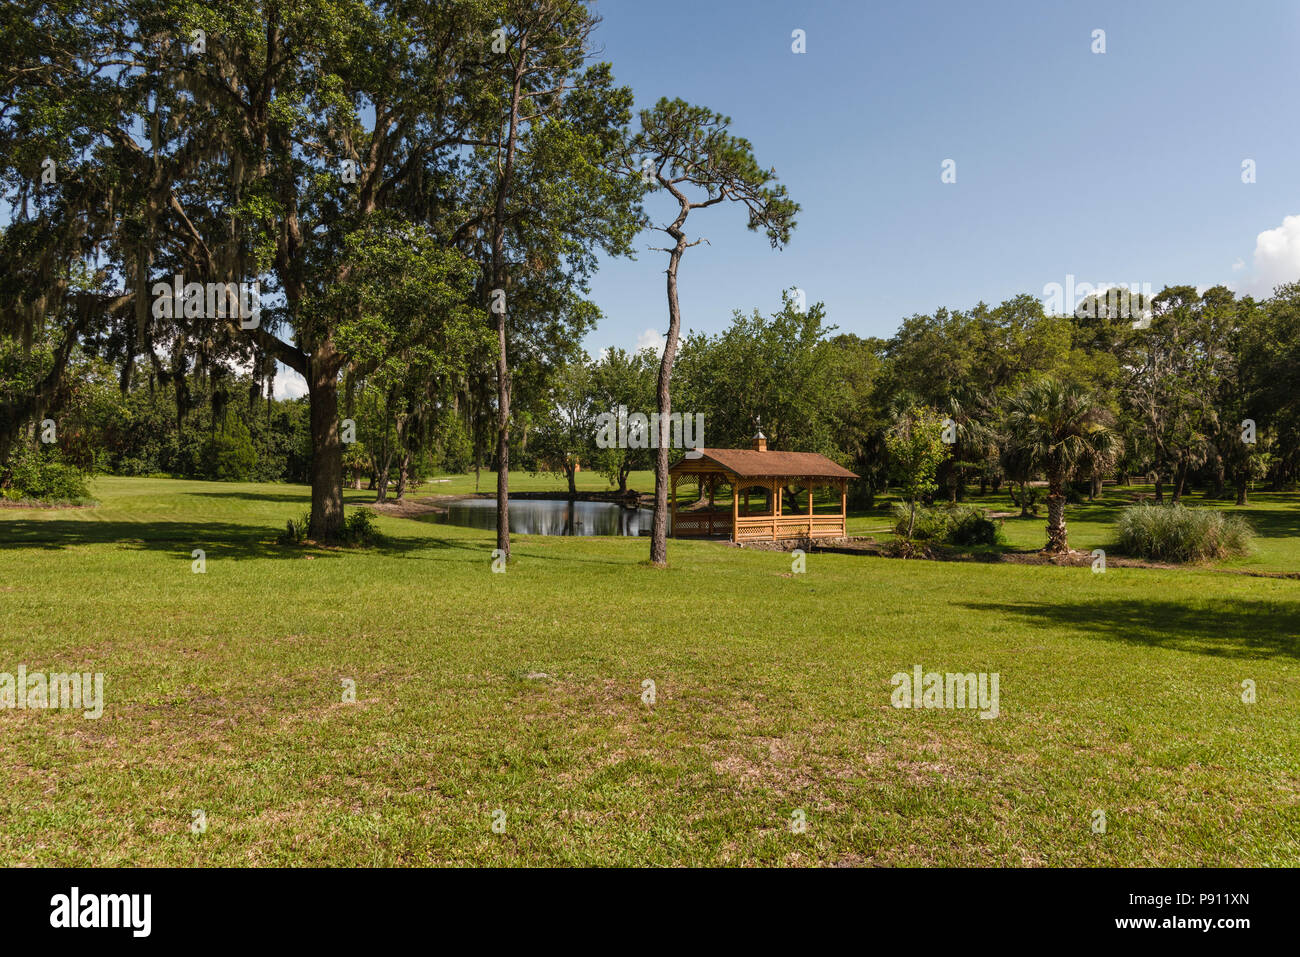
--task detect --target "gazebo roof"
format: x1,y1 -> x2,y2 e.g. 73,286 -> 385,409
671,448 -> 857,480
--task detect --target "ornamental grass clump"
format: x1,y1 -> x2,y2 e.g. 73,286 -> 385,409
1116,503 -> 1253,563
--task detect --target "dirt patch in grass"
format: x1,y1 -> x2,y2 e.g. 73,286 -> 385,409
368,497 -> 451,519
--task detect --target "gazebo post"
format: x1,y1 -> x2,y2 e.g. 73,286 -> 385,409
843,480 -> 849,536
808,484 -> 814,537
771,478 -> 779,540
670,473 -> 678,539
707,475 -> 715,536
731,475 -> 739,542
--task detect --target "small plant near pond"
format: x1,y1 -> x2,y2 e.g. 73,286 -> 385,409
1115,503 -> 1254,563
278,508 -> 379,547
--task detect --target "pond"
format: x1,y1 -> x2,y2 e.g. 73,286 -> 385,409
420,498 -> 662,537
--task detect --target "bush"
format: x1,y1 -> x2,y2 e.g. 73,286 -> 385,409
892,502 -> 1003,547
277,510 -> 313,545
949,507 -> 1004,546
277,508 -> 379,546
1116,504 -> 1254,563
342,508 -> 379,546
0,444 -> 91,503
200,410 -> 258,481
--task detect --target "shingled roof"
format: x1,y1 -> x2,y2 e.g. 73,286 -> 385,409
672,448 -> 857,479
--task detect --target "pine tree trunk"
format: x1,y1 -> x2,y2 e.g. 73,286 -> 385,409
651,240 -> 686,567
489,59 -> 525,562
494,308 -> 511,558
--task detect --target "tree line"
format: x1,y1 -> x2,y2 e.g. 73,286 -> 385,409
4,2 -> 1298,564
534,281 -> 1300,551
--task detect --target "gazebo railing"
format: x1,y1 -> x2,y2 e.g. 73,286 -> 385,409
734,513 -> 845,541
672,510 -> 733,537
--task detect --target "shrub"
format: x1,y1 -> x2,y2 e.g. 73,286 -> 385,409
342,508 -> 379,546
200,410 -> 258,481
949,507 -> 1003,546
892,503 -> 1003,547
1115,504 -> 1254,563
277,510 -> 312,545
277,508 -> 379,546
0,444 -> 91,503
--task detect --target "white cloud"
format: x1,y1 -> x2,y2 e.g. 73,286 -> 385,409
1238,214 -> 1300,297
272,365 -> 309,400
635,327 -> 667,356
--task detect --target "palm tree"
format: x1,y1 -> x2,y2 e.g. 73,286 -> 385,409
1005,379 -> 1118,553
941,396 -> 997,503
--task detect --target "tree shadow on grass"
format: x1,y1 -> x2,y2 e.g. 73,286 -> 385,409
187,489 -> 319,505
962,597 -> 1300,661
0,517 -> 644,567
0,518 -> 489,562
1232,505 -> 1300,541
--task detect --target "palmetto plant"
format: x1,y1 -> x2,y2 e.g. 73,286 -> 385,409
1005,379 -> 1118,553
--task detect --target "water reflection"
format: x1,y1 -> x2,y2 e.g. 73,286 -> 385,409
421,498 -> 662,536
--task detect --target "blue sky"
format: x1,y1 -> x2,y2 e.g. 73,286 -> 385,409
582,0 -> 1300,358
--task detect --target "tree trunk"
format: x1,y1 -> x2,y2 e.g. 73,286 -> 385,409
1235,474 -> 1248,506
494,312 -> 511,558
1045,471 -> 1068,553
1154,477 -> 1164,504
567,462 -> 577,499
650,242 -> 686,567
396,452 -> 410,500
1172,461 -> 1187,504
307,346 -> 344,541
488,54 -> 526,562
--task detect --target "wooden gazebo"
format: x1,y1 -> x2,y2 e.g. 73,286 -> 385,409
668,432 -> 857,543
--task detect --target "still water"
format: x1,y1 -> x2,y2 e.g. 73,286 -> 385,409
422,498 -> 661,536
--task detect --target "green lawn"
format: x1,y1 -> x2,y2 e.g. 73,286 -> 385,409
1,475 -> 1297,865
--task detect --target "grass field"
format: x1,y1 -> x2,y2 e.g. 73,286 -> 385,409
1,475 -> 1297,866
